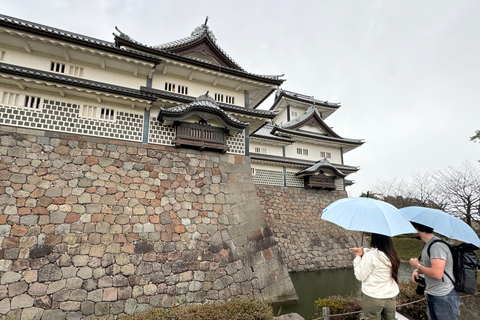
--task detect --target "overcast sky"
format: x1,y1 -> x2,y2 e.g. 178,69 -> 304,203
2,0 -> 479,197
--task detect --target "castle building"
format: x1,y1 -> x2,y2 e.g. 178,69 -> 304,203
0,13 -> 364,318
0,14 -> 363,191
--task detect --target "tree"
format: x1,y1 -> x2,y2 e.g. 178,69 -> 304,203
433,161 -> 480,226
470,130 -> 480,142
369,162 -> 480,226
370,173 -> 445,209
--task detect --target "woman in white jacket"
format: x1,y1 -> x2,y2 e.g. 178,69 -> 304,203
350,233 -> 400,320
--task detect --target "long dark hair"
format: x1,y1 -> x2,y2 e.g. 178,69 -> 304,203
370,233 -> 401,283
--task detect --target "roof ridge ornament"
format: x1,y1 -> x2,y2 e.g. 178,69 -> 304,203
114,26 -> 133,41
191,17 -> 217,42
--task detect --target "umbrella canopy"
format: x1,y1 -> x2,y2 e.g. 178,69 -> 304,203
399,206 -> 480,247
321,197 -> 417,237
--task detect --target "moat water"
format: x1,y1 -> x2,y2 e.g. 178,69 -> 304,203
273,263 -> 413,320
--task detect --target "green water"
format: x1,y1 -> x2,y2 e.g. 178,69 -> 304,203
273,263 -> 413,320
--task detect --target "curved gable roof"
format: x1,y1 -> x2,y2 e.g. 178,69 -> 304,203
114,24 -> 284,86
152,19 -> 243,71
280,105 -> 341,138
157,93 -> 248,134
295,158 -> 346,177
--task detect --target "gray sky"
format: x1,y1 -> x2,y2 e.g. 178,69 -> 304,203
2,0 -> 479,197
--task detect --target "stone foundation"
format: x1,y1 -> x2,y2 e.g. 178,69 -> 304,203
257,185 -> 361,272
0,125 -> 297,319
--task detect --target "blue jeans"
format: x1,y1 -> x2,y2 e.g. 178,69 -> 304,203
426,289 -> 460,320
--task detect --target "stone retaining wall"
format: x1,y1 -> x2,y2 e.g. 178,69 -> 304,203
257,186 -> 361,272
0,125 -> 297,319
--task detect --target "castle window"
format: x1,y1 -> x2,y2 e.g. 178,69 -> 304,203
297,148 -> 308,155
0,51 -> 5,61
1,91 -> 19,105
165,82 -> 176,92
69,66 -> 84,77
214,93 -> 224,102
50,61 -> 66,73
320,151 -> 332,159
178,85 -> 188,95
252,168 -> 256,175
254,147 -> 266,154
100,108 -> 115,120
291,111 -> 298,117
24,95 -> 41,109
225,95 -> 234,104
81,105 -> 115,121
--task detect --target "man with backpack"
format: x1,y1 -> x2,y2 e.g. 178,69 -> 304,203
408,222 -> 460,320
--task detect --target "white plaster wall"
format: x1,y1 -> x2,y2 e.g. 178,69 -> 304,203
151,74 -> 244,106
274,108 -> 288,125
2,46 -> 147,89
285,142 -> 341,163
302,124 -> 325,134
249,141 -> 283,156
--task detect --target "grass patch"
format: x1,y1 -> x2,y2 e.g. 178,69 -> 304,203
392,237 -> 424,261
119,297 -> 275,320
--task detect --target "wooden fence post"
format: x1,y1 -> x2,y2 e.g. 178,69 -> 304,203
322,307 -> 330,320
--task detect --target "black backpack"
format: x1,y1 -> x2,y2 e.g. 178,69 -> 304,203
427,239 -> 479,294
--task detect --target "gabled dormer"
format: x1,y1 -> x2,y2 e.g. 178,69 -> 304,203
278,105 -> 341,138
152,17 -> 243,71
269,88 -> 340,120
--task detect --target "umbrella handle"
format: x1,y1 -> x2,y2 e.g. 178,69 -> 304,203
361,232 -> 364,247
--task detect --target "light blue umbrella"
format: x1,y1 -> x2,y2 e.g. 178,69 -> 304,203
399,206 -> 480,247
322,197 -> 417,238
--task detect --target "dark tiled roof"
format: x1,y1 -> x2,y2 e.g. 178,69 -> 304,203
152,23 -> 244,71
114,29 -> 285,84
0,14 -> 160,63
251,125 -> 295,143
0,63 -> 157,100
268,88 -> 341,110
142,86 -> 277,119
295,158 -> 346,177
250,153 -> 359,172
281,105 -> 323,129
272,126 -> 364,146
159,93 -> 247,128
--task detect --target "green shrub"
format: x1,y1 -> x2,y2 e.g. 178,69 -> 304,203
314,295 -> 362,320
119,298 -> 274,320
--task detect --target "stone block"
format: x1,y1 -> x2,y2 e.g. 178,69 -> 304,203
95,301 -> 110,316
8,280 -> 28,297
0,298 -> 10,315
38,264 -> 62,282
1,271 -> 21,284
11,293 -> 34,309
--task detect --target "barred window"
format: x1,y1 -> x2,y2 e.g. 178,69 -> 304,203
254,147 -> 267,154
81,105 -> 115,121
1,91 -> 19,105
178,85 -> 188,95
69,66 -> 84,77
214,93 -> 224,102
297,148 -> 308,155
320,151 -> 332,159
50,61 -> 66,73
100,108 -> 115,120
165,82 -> 176,92
0,51 -> 5,61
24,95 -> 41,109
225,95 -> 234,104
